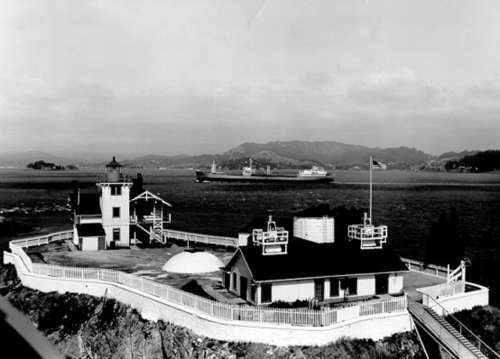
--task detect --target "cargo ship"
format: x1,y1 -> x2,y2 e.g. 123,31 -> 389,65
195,160 -> 334,183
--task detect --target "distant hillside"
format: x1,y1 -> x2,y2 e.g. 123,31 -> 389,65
2,142 -> 488,170
219,141 -> 433,170
437,150 -> 479,161
118,141 -> 434,170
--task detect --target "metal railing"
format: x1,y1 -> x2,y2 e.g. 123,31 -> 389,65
413,296 -> 498,359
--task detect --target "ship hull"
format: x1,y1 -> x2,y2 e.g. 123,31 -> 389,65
195,171 -> 334,183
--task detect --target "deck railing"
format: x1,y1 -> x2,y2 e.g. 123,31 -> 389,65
417,282 -> 465,305
401,257 -> 448,278
8,232 -> 407,328
9,231 -> 73,273
9,230 -> 73,249
29,261 -> 407,327
163,229 -> 238,247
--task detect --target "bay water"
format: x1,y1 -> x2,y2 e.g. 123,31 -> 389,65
1,168 -> 500,305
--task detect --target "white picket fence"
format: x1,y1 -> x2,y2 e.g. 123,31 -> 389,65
9,232 -> 407,328
30,261 -> 407,326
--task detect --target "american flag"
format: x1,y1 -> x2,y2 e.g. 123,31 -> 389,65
372,159 -> 386,170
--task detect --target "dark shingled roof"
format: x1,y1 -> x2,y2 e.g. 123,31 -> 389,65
76,223 -> 106,237
106,157 -> 122,167
226,237 -> 408,283
239,216 -> 292,233
293,203 -> 335,217
69,193 -> 102,215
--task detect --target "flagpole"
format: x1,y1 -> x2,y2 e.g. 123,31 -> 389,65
369,156 -> 372,221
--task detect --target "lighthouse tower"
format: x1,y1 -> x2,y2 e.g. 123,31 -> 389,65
97,157 -> 133,248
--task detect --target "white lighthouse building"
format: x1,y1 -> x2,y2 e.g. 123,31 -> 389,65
70,157 -> 171,251
97,157 -> 133,248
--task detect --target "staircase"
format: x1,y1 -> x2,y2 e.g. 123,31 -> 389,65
408,300 -> 489,359
135,222 -> 166,245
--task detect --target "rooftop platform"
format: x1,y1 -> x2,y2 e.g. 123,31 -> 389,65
403,270 -> 447,300
27,240 -> 232,294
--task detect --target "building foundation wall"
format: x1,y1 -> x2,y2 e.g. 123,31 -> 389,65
6,251 -> 412,346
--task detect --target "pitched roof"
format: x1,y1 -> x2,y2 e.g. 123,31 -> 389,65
225,237 -> 407,283
293,203 -> 335,217
130,190 -> 172,207
76,223 -> 106,237
106,156 -> 122,168
69,193 -> 102,215
239,216 -> 292,233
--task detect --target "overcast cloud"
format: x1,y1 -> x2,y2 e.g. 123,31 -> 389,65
1,0 -> 500,156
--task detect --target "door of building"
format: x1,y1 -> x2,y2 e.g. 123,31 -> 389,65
375,274 -> 389,295
98,237 -> 106,250
240,277 -> 248,301
314,279 -> 325,301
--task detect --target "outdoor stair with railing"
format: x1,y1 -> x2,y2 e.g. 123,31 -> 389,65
408,299 -> 490,359
134,221 -> 166,244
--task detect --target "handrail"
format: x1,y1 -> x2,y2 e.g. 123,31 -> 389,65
401,257 -> 448,278
9,231 -> 73,249
408,303 -> 456,359
424,294 -> 500,358
163,229 -> 238,247
408,298 -> 475,358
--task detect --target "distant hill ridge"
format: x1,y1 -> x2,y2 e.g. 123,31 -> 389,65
0,141 -> 483,170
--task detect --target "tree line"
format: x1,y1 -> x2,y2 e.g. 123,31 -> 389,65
445,150 -> 500,172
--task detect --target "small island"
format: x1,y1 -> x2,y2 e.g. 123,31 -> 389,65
26,160 -> 78,171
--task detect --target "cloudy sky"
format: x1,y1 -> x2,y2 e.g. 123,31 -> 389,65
1,0 -> 500,156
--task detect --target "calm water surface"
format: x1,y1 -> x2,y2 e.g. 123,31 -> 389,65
1,168 -> 500,304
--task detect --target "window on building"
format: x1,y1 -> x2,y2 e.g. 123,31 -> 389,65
111,185 -> 122,196
330,278 -> 340,297
261,283 -> 272,303
113,228 -> 120,241
340,278 -> 358,296
113,207 -> 120,218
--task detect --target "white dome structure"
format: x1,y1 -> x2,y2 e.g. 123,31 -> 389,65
162,251 -> 225,274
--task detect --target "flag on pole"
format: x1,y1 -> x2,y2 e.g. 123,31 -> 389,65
372,159 -> 386,170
